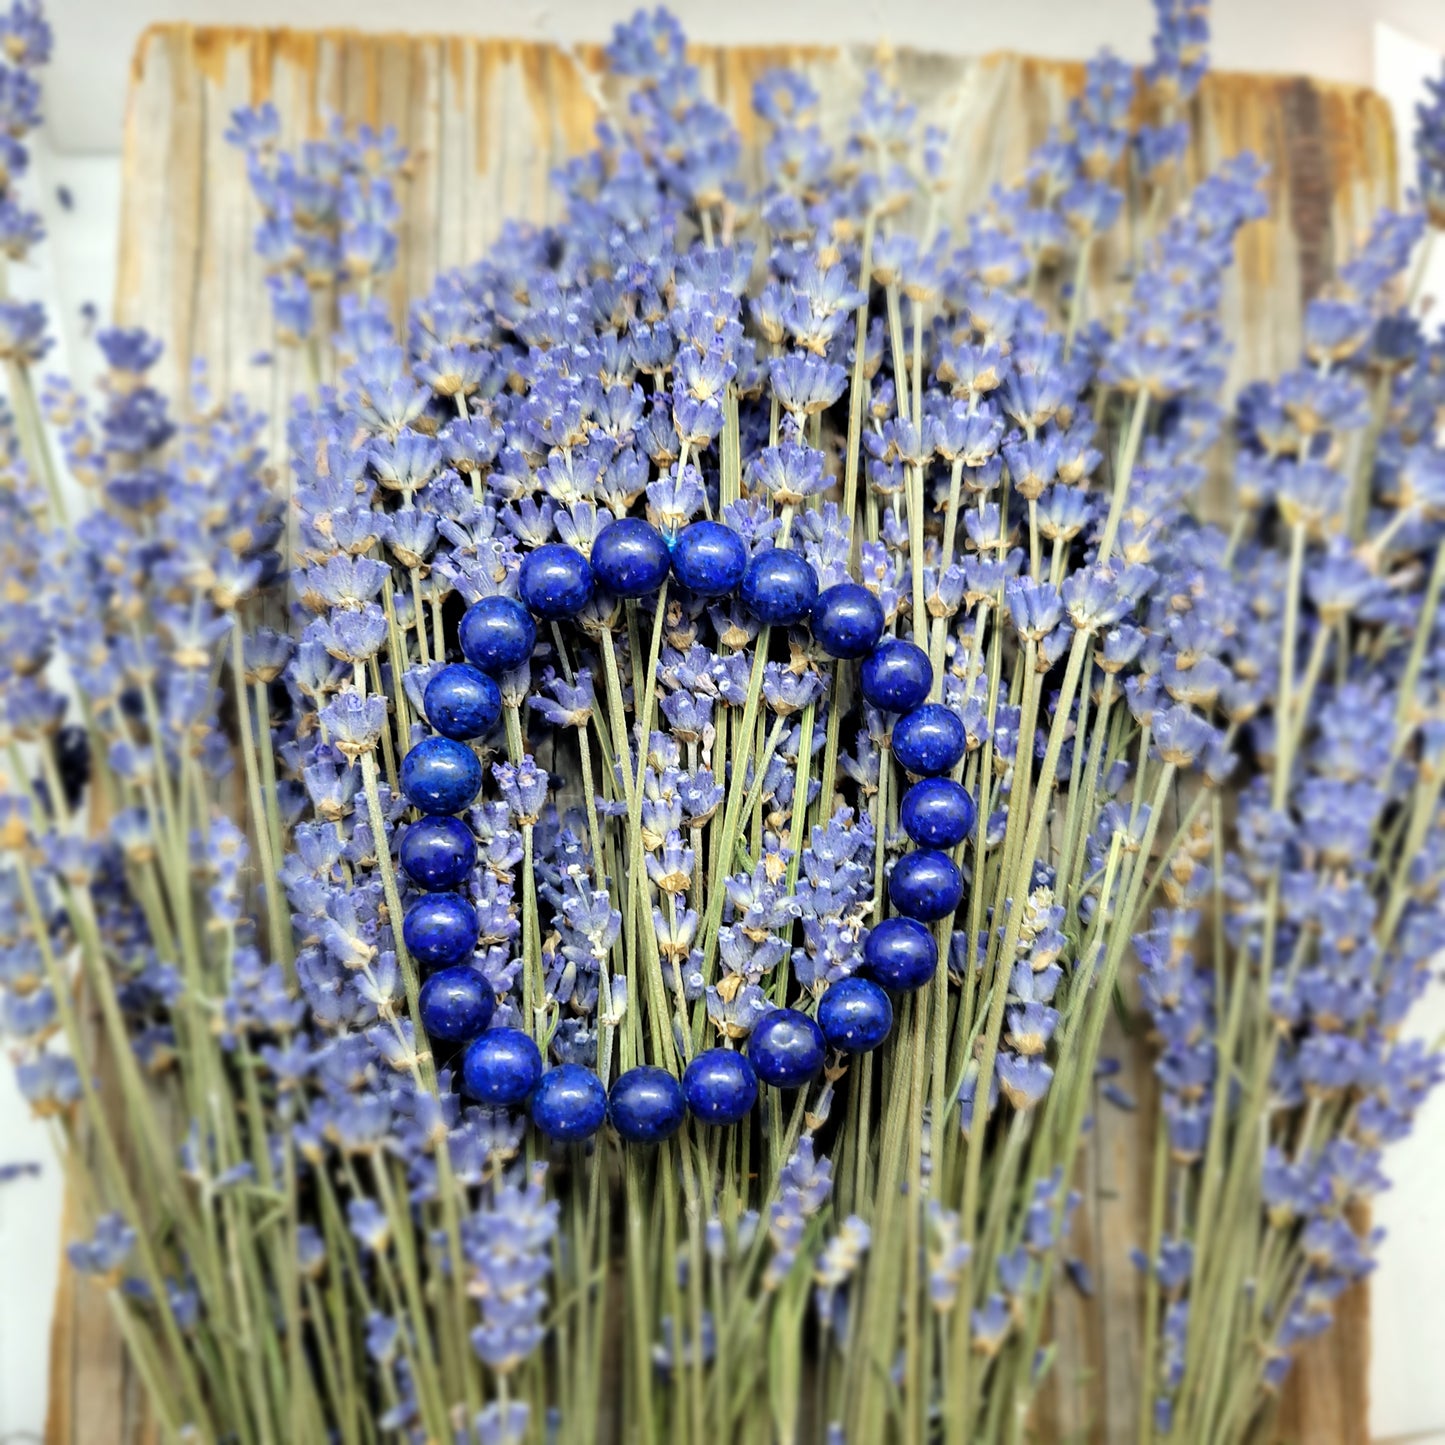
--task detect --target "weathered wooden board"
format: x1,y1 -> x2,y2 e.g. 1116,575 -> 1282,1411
45,23 -> 1397,1445
112,28 -> 1397,440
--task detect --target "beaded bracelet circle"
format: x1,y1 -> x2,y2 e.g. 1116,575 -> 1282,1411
397,516 -> 976,1143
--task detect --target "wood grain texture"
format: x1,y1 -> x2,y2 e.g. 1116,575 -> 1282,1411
113,27 -> 1397,417
47,24 -> 1395,1445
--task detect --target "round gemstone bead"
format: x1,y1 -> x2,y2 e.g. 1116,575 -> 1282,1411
671,520 -> 747,598
892,703 -> 967,777
402,893 -> 479,968
863,916 -> 938,992
590,518 -> 671,598
530,1064 -> 609,1143
608,1066 -> 686,1144
817,976 -> 893,1053
681,1049 -> 758,1126
461,1028 -> 542,1107
740,547 -> 819,625
424,663 -> 501,740
400,736 -> 483,815
811,583 -> 884,660
519,543 -> 595,619
900,777 -> 976,849
889,848 -> 964,922
860,637 -> 933,713
747,1008 -> 827,1089
399,815 -> 477,891
459,595 -> 536,675
418,965 -> 494,1044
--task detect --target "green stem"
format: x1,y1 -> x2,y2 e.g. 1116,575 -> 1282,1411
1095,392 -> 1150,562
1135,1109 -> 1171,1445
358,750 -> 431,1083
231,623 -> 292,973
1063,235 -> 1095,357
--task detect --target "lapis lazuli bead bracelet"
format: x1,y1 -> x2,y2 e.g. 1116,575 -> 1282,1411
396,516 -> 976,1144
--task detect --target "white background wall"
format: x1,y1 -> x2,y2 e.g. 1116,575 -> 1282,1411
1,4 -> 1443,1442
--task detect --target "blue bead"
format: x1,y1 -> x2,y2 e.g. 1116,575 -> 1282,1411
424,663 -> 501,740
608,1066 -> 686,1143
530,1064 -> 608,1142
402,893 -> 479,967
747,1008 -> 826,1089
399,815 -> 477,891
400,736 -> 482,815
817,977 -> 893,1053
591,518 -> 671,598
901,777 -> 976,849
462,1028 -> 543,1107
459,595 -> 536,675
418,966 -> 494,1044
519,543 -> 595,619
889,849 -> 964,922
860,638 -> 933,713
681,1049 -> 758,1125
740,547 -> 819,625
892,703 -> 967,776
671,520 -> 747,598
811,583 -> 884,660
863,917 -> 938,991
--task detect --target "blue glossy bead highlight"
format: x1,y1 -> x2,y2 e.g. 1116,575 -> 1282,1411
811,583 -> 884,660
519,543 -> 595,619
671,520 -> 747,598
462,1028 -> 543,1107
860,638 -> 933,713
402,893 -> 479,968
424,663 -> 501,740
817,976 -> 893,1053
459,595 -> 536,675
740,547 -> 819,625
681,1049 -> 758,1125
608,1066 -> 686,1143
530,1064 -> 609,1142
901,777 -> 976,849
863,916 -> 938,992
747,1008 -> 827,1089
591,518 -> 671,598
418,966 -> 494,1043
400,736 -> 483,815
399,815 -> 477,891
889,849 -> 964,922
892,703 -> 967,777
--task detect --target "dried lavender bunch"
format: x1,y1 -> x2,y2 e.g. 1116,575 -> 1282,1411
222,2 -> 1273,1440
0,8 -> 351,1438
6,2 -> 1438,1444
6,0 -> 1242,1438
2,316 -> 312,1434
1131,178 -> 1445,1440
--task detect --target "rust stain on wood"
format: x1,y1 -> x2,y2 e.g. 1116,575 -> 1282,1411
517,40 -> 565,154
1281,77 -> 1332,303
474,38 -> 496,179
